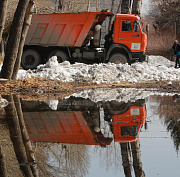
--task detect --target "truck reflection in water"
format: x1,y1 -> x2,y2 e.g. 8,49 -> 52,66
21,97 -> 146,146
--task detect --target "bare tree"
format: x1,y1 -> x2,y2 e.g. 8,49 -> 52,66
12,0 -> 35,80
0,145 -> 8,177
130,139 -> 145,177
58,0 -> 63,10
121,0 -> 131,14
0,0 -> 8,57
13,95 -> 39,177
120,142 -> 132,177
0,0 -> 8,42
0,0 -> 30,79
4,95 -> 33,177
132,0 -> 142,16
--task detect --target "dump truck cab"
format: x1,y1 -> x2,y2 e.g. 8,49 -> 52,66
113,104 -> 146,142
103,99 -> 146,143
105,14 -> 148,64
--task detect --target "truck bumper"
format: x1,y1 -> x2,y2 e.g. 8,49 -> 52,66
139,53 -> 148,62
132,52 -> 148,62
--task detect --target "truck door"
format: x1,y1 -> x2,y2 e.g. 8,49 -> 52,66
119,20 -> 142,52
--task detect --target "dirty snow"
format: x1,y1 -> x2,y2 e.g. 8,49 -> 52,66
68,88 -> 177,103
0,55 -> 179,84
16,55 -> 180,84
0,95 -> 8,108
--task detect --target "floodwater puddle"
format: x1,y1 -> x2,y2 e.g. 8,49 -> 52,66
0,89 -> 180,177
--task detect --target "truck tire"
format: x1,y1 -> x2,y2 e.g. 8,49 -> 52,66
93,25 -> 101,48
21,49 -> 41,70
109,53 -> 128,64
48,50 -> 68,63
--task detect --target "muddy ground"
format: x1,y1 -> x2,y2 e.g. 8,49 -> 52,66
0,78 -> 179,100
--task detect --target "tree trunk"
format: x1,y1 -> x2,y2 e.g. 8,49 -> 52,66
0,145 -> 8,177
0,0 -> 30,79
130,139 -> 145,177
108,0 -> 115,32
13,95 -> 39,177
0,0 -> 8,57
0,0 -> 8,44
120,142 -> 132,177
4,95 -> 33,177
132,0 -> 142,16
58,0 -> 63,10
121,0 -> 131,14
12,0 -> 35,80
116,0 -> 122,14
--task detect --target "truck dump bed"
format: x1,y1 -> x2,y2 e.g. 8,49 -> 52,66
25,12 -> 113,47
23,111 -> 112,145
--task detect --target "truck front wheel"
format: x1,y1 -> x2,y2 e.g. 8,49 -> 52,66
48,50 -> 68,63
21,49 -> 41,70
109,53 -> 128,64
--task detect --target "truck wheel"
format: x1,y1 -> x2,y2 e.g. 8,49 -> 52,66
109,53 -> 128,64
93,25 -> 101,48
48,50 -> 68,63
21,49 -> 41,70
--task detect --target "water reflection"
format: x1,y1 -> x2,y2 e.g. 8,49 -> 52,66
22,97 -> 146,147
150,95 -> 180,152
0,93 -> 180,177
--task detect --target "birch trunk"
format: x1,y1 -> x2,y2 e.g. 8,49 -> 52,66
0,0 -> 30,79
132,0 -> 142,16
120,142 -> 132,177
0,145 -> 8,177
121,0 -> 131,14
12,0 -> 35,80
130,139 -> 145,177
0,0 -> 8,44
13,95 -> 39,177
4,95 -> 33,177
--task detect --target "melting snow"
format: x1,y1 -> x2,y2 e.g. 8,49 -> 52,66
16,55 -> 180,84
68,88 -> 177,103
0,95 -> 8,108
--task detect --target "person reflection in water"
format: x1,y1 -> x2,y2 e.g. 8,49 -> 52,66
172,94 -> 179,102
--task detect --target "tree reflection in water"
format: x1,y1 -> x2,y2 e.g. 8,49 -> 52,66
0,95 -> 147,177
1,95 -> 38,177
151,95 -> 180,152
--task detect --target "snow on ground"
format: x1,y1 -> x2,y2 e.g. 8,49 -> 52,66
17,55 -> 180,84
68,87 -> 177,103
0,55 -> 180,84
0,95 -> 8,108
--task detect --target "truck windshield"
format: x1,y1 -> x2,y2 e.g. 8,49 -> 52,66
133,21 -> 139,32
121,126 -> 138,137
139,21 -> 146,33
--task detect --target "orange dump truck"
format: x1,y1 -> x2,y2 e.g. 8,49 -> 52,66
22,11 -> 148,69
22,98 -> 146,145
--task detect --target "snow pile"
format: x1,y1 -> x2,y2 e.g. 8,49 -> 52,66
17,55 -> 180,84
45,100 -> 59,110
0,95 -> 8,108
148,55 -> 175,67
68,88 -> 176,103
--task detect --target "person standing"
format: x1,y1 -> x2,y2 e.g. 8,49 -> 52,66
172,40 -> 180,68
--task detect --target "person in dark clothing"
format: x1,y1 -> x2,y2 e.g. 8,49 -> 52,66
172,40 -> 180,68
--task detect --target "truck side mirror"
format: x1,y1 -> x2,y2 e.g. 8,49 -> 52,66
146,24 -> 149,33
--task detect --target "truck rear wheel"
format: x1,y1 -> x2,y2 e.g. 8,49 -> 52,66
21,49 -> 41,70
48,50 -> 68,63
109,53 -> 128,64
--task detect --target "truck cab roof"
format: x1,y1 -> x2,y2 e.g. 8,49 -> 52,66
115,14 -> 140,21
